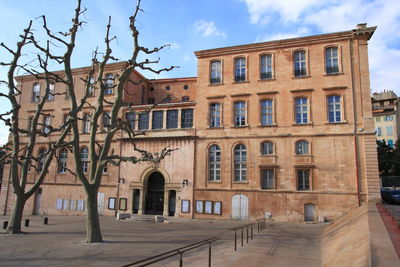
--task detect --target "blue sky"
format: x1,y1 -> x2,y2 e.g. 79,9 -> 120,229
0,0 -> 399,144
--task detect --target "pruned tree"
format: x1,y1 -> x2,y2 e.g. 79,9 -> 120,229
0,0 -> 176,242
0,23 -> 73,233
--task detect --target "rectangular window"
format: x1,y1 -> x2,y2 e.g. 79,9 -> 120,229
328,95 -> 341,122
376,127 -> 382,136
384,115 -> 393,121
387,126 -> 393,136
70,200 -> 76,211
126,112 -> 136,129
32,83 -> 40,102
326,47 -> 339,74
47,83 -> 55,101
42,115 -> 51,134
103,112 -> 111,128
297,169 -> 310,190
181,109 -> 193,128
234,57 -> 246,82
82,113 -> 90,133
108,197 -> 116,210
104,73 -> 114,95
195,200 -> 204,213
376,117 -> 381,122
294,51 -> 307,77
62,199 -> 69,210
138,113 -> 149,130
166,110 -> 178,129
152,111 -> 163,129
260,99 -> 273,126
209,103 -> 221,127
295,98 -> 308,124
260,54 -> 272,79
210,60 -> 222,84
27,116 -> 33,131
234,101 -> 246,126
77,200 -> 85,211
88,75 -> 95,96
261,169 -> 274,189
119,198 -> 127,211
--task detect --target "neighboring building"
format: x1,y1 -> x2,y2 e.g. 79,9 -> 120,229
0,24 -> 380,222
372,90 -> 400,146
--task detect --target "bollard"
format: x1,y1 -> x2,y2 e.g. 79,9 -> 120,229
246,226 -> 249,243
234,231 -> 237,251
44,217 -> 48,225
241,228 -> 243,247
3,221 -> 8,230
179,252 -> 183,267
25,219 -> 30,227
251,225 -> 253,240
208,242 -> 212,267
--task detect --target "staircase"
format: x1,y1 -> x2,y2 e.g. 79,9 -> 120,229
128,214 -> 163,222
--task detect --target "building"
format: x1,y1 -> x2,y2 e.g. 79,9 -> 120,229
372,90 -> 400,146
0,24 -> 380,222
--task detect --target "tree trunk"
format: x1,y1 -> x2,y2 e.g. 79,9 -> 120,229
3,193 -> 26,234
85,187 -> 103,243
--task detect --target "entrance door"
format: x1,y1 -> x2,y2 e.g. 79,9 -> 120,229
304,203 -> 316,222
97,193 -> 104,216
145,172 -> 165,215
168,190 -> 176,216
33,188 -> 42,215
232,194 -> 248,219
133,189 -> 140,214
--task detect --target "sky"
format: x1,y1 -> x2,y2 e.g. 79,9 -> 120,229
0,0 -> 399,144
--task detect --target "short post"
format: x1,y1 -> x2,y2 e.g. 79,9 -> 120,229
246,226 -> 249,243
257,220 -> 260,233
179,251 -> 183,267
208,242 -> 212,267
44,217 -> 48,225
241,228 -> 243,247
2,221 -> 8,230
251,225 -> 253,240
24,219 -> 30,227
234,231 -> 237,251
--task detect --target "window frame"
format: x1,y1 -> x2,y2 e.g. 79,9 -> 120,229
47,83 -> 55,101
152,110 -> 164,129
233,144 -> 247,182
181,108 -> 193,128
80,147 -> 89,173
294,97 -> 309,124
166,110 -> 178,129
104,73 -> 114,95
82,113 -> 91,133
58,148 -> 68,174
325,46 -> 340,75
210,60 -> 222,85
295,140 -> 310,155
103,111 -> 111,128
260,168 -> 275,190
234,101 -> 247,127
37,147 -> 47,173
234,57 -> 246,82
138,112 -> 149,130
42,114 -> 52,134
32,82 -> 41,102
260,141 -> 274,155
209,103 -> 221,128
87,75 -> 95,96
293,50 -> 308,77
125,112 -> 136,130
297,169 -> 311,191
208,144 -> 221,182
260,99 -> 274,126
327,95 -> 342,123
259,53 -> 273,80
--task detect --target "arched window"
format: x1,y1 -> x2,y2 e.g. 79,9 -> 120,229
37,148 -> 47,173
261,141 -> 273,155
210,60 -> 222,84
58,148 -> 68,173
294,50 -> 307,77
325,47 -> 339,74
80,147 -> 89,173
295,140 -> 309,155
234,57 -> 246,82
234,144 -> 247,181
208,145 -> 221,181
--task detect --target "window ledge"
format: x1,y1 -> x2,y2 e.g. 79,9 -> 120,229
207,126 -> 224,130
208,83 -> 224,87
233,181 -> 249,184
292,75 -> 311,79
294,154 -> 313,157
260,154 -> 277,157
292,122 -> 313,126
258,78 -> 276,82
258,123 -> 277,128
324,72 -> 344,76
232,81 -> 249,84
260,188 -> 276,191
232,125 -> 250,128
325,120 -> 348,125
207,180 -> 222,183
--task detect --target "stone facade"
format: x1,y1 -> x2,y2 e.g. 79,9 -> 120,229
0,24 -> 380,222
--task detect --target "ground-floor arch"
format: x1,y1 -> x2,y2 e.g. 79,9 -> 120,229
144,172 -> 165,215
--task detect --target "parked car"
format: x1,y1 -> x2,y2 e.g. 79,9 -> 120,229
381,188 -> 400,204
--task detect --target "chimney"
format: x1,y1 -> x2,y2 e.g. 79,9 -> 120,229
357,23 -> 367,30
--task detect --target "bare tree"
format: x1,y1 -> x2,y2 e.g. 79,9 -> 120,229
1,0 -> 176,242
0,23 -> 72,233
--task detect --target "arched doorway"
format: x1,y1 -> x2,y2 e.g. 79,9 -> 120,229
33,187 -> 42,215
145,172 -> 165,215
168,190 -> 176,216
304,203 -> 316,222
232,194 -> 248,219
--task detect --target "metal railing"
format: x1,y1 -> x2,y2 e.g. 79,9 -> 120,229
121,217 -> 268,267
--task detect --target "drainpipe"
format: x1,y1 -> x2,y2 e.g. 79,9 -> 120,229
191,132 -> 197,219
349,36 -> 362,207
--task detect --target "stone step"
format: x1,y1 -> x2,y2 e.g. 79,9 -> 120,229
128,214 -> 163,222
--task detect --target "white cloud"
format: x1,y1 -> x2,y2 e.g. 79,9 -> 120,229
256,27 -> 310,42
194,20 -> 227,38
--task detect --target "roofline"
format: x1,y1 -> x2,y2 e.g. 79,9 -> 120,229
194,26 -> 377,58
